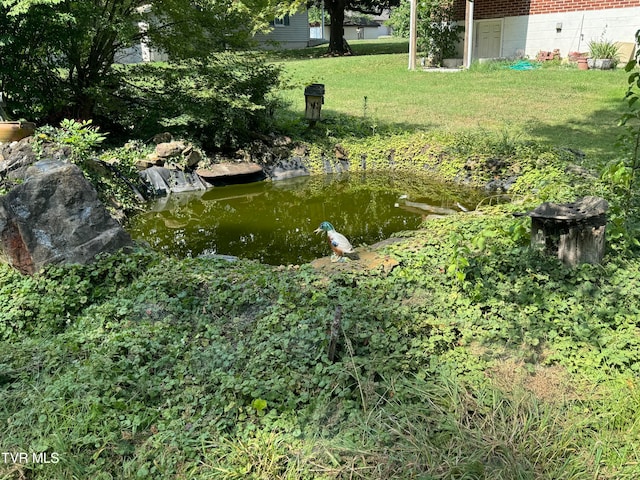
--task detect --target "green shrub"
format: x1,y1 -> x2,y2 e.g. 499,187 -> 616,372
108,53 -> 283,150
33,120 -> 149,217
601,30 -> 640,250
0,249 -> 158,340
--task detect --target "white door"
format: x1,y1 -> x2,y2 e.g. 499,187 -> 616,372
475,20 -> 502,59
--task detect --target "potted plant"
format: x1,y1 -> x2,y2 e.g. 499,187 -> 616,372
0,93 -> 36,143
587,39 -> 620,70
568,51 -> 589,69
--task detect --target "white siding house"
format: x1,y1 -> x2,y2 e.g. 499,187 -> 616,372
319,11 -> 392,41
453,0 -> 640,61
500,7 -> 640,59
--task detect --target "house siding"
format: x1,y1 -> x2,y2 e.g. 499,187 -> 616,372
254,11 -> 310,49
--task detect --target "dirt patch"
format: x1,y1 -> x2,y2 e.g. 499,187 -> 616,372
487,358 -> 579,402
310,250 -> 400,275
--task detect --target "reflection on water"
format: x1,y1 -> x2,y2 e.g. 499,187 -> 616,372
127,172 -> 487,265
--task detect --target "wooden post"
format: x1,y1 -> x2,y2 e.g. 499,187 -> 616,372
408,0 -> 417,70
304,84 -> 325,121
527,196 -> 608,267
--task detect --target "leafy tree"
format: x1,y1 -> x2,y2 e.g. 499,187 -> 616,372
311,0 -> 401,55
385,0 -> 411,37
0,0 -> 296,144
308,4 -> 323,24
387,0 -> 462,65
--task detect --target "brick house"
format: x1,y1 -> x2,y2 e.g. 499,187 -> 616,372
453,0 -> 640,60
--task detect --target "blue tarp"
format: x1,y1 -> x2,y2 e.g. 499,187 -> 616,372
508,60 -> 541,71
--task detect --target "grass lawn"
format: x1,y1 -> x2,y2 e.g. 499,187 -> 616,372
273,39 -> 630,168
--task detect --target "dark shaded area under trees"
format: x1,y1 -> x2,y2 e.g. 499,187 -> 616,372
0,0 -> 295,149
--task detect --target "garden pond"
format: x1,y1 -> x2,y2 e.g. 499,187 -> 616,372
127,171 -> 490,265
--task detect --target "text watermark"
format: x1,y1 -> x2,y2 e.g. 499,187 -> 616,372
1,452 -> 60,464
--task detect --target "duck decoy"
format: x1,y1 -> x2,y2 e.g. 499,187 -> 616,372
314,221 -> 359,262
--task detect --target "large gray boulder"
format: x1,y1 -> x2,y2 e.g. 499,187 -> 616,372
0,160 -> 133,274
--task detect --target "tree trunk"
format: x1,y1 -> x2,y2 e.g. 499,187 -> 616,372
527,196 -> 608,267
67,32 -> 117,121
326,0 -> 351,55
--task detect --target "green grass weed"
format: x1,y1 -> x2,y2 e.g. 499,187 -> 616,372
274,43 -> 627,168
2,40 -> 640,480
3,207 -> 640,478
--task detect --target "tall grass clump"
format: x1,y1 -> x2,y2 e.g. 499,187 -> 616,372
588,38 -> 620,66
304,372 -> 627,479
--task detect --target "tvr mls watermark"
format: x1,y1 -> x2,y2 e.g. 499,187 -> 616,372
2,452 -> 60,464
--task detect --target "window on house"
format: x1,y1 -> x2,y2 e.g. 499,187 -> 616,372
273,14 -> 290,27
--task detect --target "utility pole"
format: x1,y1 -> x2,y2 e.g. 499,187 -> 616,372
408,0 -> 417,70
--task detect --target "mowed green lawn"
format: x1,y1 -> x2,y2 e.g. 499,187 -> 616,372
276,39 -> 630,167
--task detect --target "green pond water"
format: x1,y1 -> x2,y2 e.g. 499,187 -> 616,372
127,171 -> 488,265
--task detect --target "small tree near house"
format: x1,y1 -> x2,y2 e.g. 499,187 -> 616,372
387,0 -> 462,66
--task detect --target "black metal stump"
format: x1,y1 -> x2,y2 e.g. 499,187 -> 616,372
526,196 -> 608,267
